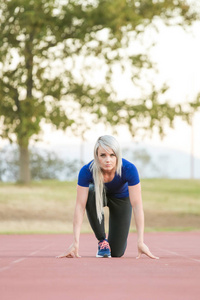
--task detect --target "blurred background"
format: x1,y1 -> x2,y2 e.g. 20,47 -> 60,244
0,0 -> 200,183
0,0 -> 200,233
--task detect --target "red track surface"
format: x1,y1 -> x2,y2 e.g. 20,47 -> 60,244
0,232 -> 200,300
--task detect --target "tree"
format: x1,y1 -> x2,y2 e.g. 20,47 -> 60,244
0,145 -> 19,181
0,0 -> 199,182
0,145 -> 79,181
30,148 -> 79,180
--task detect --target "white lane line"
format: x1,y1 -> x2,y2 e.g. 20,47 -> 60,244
0,266 -> 11,272
12,257 -> 26,264
159,248 -> 200,263
0,243 -> 52,273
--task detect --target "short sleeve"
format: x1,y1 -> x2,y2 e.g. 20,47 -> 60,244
77,164 -> 93,187
123,160 -> 140,186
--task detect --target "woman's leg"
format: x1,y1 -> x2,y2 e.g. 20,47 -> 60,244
107,196 -> 132,257
86,185 -> 106,241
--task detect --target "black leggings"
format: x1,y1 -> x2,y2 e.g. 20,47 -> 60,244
86,185 -> 132,257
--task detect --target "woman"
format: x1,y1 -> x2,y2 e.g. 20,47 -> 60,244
57,135 -> 158,259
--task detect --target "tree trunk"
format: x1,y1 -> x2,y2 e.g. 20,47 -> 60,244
19,145 -> 31,183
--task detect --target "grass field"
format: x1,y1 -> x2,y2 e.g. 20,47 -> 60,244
0,179 -> 200,234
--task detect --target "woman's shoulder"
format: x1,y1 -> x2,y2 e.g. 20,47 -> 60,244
81,160 -> 93,169
121,158 -> 139,181
122,158 -> 137,169
79,160 -> 93,175
78,160 -> 93,187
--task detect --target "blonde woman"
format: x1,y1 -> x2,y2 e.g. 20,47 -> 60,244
57,135 -> 158,259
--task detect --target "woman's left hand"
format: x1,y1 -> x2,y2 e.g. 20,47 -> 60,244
137,242 -> 159,259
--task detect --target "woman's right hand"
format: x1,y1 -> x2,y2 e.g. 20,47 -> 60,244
56,243 -> 81,258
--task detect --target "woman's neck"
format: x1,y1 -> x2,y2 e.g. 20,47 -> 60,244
102,169 -> 116,183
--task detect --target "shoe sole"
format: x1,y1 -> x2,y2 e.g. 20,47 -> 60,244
96,253 -> 111,258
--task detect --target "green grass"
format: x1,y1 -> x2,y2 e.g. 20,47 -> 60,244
0,179 -> 200,234
142,179 -> 200,213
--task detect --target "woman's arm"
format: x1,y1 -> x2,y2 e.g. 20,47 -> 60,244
57,185 -> 89,258
73,185 -> 89,247
128,183 -> 159,259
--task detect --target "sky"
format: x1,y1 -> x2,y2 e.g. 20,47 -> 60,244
142,21 -> 200,159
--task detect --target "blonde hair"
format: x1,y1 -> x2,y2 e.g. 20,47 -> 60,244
90,135 -> 122,223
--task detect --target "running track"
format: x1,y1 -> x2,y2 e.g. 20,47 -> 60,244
0,232 -> 200,300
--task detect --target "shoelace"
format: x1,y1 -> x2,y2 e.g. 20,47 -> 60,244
99,240 -> 110,250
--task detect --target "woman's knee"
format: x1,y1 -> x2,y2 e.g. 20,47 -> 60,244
111,249 -> 125,258
109,239 -> 127,257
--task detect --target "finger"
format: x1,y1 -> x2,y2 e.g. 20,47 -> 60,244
56,251 -> 74,258
144,249 -> 159,260
56,253 -> 68,258
75,253 -> 81,258
147,253 -> 159,259
75,250 -> 81,258
136,250 -> 142,259
67,252 -> 75,258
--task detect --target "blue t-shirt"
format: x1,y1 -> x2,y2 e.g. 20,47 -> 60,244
77,158 -> 140,198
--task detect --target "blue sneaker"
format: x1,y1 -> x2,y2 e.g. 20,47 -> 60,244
96,239 -> 111,258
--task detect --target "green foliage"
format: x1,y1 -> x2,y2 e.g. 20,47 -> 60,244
30,148 -> 79,180
0,0 -> 199,181
190,93 -> 200,111
0,146 -> 19,181
0,0 -> 198,143
0,145 -> 79,181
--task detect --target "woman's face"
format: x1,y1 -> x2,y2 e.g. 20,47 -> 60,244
97,146 -> 117,173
